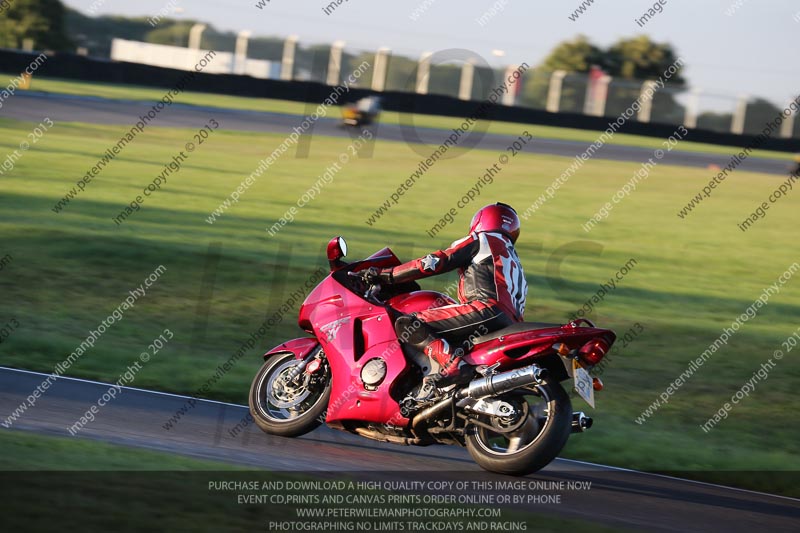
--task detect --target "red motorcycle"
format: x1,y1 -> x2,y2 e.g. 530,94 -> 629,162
249,237 -> 615,475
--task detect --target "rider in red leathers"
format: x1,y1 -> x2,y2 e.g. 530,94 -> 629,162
369,203 -> 527,388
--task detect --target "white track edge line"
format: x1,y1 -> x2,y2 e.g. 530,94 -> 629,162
0,366 -> 244,409
556,458 -> 800,502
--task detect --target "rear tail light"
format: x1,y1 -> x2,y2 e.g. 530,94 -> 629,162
579,338 -> 609,366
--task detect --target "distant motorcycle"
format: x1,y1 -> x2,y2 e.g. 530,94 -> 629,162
341,96 -> 381,127
249,237 -> 615,475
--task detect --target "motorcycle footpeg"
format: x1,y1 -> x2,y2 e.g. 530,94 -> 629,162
401,396 -> 432,415
571,412 -> 593,433
401,382 -> 439,412
476,363 -> 501,377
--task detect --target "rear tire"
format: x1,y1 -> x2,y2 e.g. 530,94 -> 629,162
465,377 -> 572,476
249,351 -> 331,438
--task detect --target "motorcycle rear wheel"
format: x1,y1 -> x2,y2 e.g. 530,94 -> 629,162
249,351 -> 331,437
465,377 -> 572,476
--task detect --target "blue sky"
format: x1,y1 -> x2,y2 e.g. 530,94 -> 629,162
65,0 -> 798,108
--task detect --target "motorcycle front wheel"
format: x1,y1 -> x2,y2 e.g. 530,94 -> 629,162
465,377 -> 572,476
249,351 -> 331,437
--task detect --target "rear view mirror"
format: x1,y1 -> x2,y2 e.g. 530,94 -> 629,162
327,236 -> 347,266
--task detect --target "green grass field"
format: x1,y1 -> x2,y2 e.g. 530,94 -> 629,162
6,72 -> 796,160
0,428 -> 248,471
0,109 -> 798,495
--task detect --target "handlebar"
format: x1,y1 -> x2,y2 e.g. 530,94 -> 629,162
348,270 -> 382,302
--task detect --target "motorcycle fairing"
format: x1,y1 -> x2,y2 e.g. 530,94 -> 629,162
263,337 -> 319,361
465,324 -> 616,370
300,255 -> 415,425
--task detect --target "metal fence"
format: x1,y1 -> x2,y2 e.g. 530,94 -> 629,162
112,27 -> 799,139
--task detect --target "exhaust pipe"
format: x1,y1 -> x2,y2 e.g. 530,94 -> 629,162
413,364 -> 547,435
411,397 -> 453,436
572,412 -> 593,433
456,364 -> 547,401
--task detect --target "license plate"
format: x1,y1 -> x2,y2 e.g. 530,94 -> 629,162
573,359 -> 595,408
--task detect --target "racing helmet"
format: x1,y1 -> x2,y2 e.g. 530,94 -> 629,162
469,202 -> 520,243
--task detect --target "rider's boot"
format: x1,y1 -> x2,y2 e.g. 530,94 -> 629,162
422,339 -> 473,388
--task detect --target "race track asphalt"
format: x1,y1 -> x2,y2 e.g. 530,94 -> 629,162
0,91 -> 794,176
1,367 -> 798,532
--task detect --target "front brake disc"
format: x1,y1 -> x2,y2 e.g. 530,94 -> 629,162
267,360 -> 313,409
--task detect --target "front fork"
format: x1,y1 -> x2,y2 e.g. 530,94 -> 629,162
285,349 -> 314,380
263,337 -> 323,383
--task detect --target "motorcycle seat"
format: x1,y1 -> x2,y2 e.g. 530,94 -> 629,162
472,322 -> 563,344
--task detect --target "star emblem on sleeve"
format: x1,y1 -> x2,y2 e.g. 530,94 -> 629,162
421,254 -> 440,272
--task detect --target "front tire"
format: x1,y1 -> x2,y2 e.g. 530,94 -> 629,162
465,377 -> 572,476
249,351 -> 331,437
